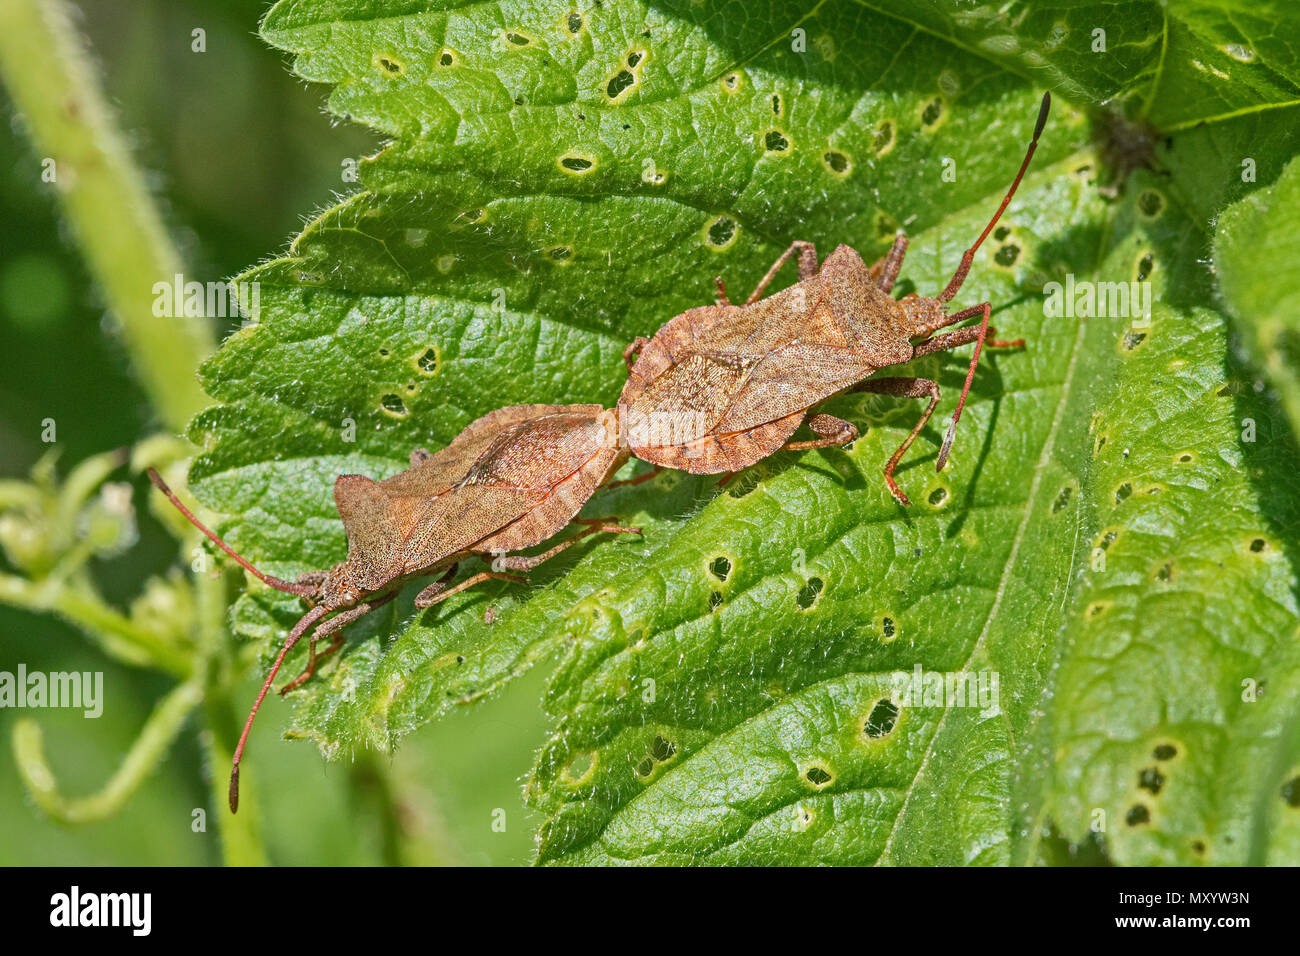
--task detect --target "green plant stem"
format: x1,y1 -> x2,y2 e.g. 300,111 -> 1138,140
348,751 -> 457,866
0,572 -> 191,676
12,678 -> 203,825
0,0 -> 212,432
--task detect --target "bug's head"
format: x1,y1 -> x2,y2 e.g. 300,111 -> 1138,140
899,293 -> 949,335
315,562 -> 364,609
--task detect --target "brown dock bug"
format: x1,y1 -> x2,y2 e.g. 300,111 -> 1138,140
618,93 -> 1051,505
148,403 -> 637,811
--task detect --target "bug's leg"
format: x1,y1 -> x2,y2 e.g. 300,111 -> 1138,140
715,276 -> 731,306
409,562 -> 460,607
851,377 -> 942,506
416,571 -> 526,607
295,570 -> 328,589
745,240 -> 818,304
913,302 -> 1024,348
782,414 -> 859,452
623,337 -> 651,371
869,233 -> 909,293
606,464 -> 663,489
410,448 -> 433,466
280,591 -> 397,695
495,522 -> 642,573
414,566 -> 525,608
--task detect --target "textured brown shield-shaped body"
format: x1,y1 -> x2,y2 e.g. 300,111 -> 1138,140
333,404 -> 626,590
619,246 -> 915,473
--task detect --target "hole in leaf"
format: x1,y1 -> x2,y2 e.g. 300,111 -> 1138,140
704,215 -> 739,249
882,616 -> 896,639
1250,538 -> 1266,553
1122,331 -> 1147,350
559,154 -> 595,173
437,49 -> 458,66
563,750 -> 595,784
928,487 -> 948,507
864,699 -> 899,737
635,756 -> 654,777
651,735 -> 676,761
1114,482 -> 1133,505
722,72 -> 740,91
709,591 -> 723,611
505,31 -> 531,46
1156,563 -> 1172,582
709,556 -> 731,581
380,394 -> 408,416
993,226 -> 1011,241
1138,189 -> 1164,218
376,56 -> 403,74
805,765 -> 833,787
417,348 -> 439,375
567,12 -> 582,33
1126,804 -> 1150,826
764,130 -> 790,152
797,577 -> 823,609
626,50 -> 644,68
921,96 -> 945,127
1136,252 -> 1154,281
771,93 -> 782,116
1052,485 -> 1072,513
1282,776 -> 1300,807
1153,743 -> 1178,760
994,243 -> 1020,267
547,245 -> 574,262
1139,767 -> 1165,795
823,150 -> 851,174
607,70 -> 636,99
873,120 -> 895,155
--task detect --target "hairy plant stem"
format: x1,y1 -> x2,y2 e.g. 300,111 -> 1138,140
0,0 -> 212,432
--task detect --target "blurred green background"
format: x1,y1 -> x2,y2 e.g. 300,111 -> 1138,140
0,0 -> 549,865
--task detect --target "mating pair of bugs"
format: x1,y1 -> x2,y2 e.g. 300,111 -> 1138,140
150,94 -> 1050,812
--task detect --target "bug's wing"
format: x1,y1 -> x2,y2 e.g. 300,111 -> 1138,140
472,412 -> 627,554
379,403 -> 606,499
337,404 -> 609,589
715,342 -> 876,433
398,406 -> 621,571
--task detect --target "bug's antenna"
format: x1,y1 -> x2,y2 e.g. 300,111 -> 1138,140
938,92 -> 1051,304
146,467 -> 315,597
228,604 -> 330,812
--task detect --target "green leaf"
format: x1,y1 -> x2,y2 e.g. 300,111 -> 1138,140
1214,155 -> 1300,437
188,0 -> 1300,864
